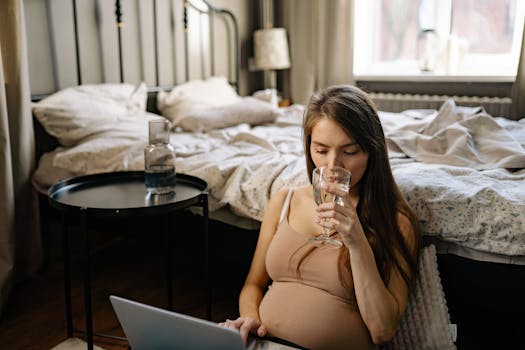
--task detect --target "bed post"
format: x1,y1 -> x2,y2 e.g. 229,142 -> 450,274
184,0 -> 189,83
72,0 -> 82,85
153,0 -> 160,87
115,0 -> 124,83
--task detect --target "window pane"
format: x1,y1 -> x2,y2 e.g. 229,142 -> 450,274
353,0 -> 525,79
377,0 -> 420,61
451,0 -> 516,54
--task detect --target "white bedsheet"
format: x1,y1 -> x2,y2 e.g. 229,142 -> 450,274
32,103 -> 525,262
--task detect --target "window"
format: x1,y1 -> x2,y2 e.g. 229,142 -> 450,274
353,0 -> 525,82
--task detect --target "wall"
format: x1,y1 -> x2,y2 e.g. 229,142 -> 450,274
23,0 -> 257,97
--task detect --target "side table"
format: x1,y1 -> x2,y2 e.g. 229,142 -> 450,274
48,171 -> 209,350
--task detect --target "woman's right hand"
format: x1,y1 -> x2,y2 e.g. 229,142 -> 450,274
218,316 -> 267,346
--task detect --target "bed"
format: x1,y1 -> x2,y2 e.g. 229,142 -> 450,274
32,91 -> 525,263
30,1 -> 525,349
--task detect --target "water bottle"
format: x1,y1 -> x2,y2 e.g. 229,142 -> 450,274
144,119 -> 176,194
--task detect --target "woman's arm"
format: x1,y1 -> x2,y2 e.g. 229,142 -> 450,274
222,188 -> 289,344
346,213 -> 416,344
317,187 -> 417,345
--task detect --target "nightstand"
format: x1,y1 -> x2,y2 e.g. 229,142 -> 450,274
48,171 -> 209,350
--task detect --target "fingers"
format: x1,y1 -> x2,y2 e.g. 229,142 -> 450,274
323,184 -> 350,207
257,325 -> 267,337
240,319 -> 260,345
218,319 -> 237,329
240,324 -> 250,346
219,317 -> 262,346
316,204 -> 353,235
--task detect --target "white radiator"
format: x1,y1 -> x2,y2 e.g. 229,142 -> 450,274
369,92 -> 513,118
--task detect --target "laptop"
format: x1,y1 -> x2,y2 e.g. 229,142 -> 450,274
110,295 -> 301,350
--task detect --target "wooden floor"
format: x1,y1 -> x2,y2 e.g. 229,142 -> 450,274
0,214 -> 258,350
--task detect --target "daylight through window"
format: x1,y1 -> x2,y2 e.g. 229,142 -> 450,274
353,0 -> 525,81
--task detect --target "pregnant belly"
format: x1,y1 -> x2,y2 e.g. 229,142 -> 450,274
259,281 -> 376,350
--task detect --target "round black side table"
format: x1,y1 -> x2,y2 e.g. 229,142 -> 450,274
48,171 -> 209,350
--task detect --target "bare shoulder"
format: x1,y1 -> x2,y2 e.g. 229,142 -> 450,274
261,188 -> 292,225
270,187 -> 291,201
292,185 -> 313,199
268,188 -> 290,208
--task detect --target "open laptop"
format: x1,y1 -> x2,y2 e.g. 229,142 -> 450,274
110,295 -> 301,350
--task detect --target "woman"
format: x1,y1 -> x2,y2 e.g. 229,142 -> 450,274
221,85 -> 420,349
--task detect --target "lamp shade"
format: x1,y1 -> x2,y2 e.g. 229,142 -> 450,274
253,28 -> 291,70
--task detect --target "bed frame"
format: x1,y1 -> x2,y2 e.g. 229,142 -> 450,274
30,1 -> 525,349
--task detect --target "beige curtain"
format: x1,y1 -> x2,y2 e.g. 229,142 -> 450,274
0,0 -> 41,316
511,22 -> 525,120
279,0 -> 355,104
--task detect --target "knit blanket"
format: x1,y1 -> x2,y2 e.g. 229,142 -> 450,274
385,244 -> 456,350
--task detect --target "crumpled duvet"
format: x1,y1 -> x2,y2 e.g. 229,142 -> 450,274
385,99 -> 525,169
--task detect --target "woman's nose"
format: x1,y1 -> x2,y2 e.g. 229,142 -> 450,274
327,153 -> 343,167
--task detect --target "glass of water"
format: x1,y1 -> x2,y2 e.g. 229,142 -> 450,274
310,166 -> 352,249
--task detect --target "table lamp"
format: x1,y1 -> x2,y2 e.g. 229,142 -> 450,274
253,27 -> 291,92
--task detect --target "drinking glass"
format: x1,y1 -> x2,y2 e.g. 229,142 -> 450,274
309,166 -> 352,249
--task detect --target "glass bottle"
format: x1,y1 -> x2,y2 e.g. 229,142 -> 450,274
144,119 -> 176,194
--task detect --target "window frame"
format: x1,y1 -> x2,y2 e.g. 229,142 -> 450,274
353,0 -> 525,84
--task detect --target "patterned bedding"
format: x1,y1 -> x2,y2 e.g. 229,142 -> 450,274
32,98 -> 525,264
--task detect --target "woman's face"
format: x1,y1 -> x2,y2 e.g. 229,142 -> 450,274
310,117 -> 369,191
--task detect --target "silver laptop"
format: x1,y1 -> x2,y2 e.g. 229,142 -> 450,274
110,295 -> 251,350
110,295 -> 302,350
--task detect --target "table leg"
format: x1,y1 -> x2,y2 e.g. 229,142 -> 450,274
80,208 -> 94,350
62,213 -> 73,338
165,214 -> 174,311
201,194 -> 211,321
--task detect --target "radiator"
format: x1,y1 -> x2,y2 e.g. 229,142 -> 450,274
369,92 -> 513,118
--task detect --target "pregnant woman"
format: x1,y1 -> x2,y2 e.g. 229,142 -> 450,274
220,85 -> 420,350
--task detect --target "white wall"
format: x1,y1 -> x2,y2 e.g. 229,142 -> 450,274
24,0 -> 255,96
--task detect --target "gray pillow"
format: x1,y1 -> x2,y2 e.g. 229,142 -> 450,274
179,97 -> 281,132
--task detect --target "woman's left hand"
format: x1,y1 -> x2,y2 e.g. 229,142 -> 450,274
315,183 -> 366,247
218,317 -> 266,345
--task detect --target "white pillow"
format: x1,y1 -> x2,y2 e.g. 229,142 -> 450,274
33,83 -> 148,146
52,112 -> 162,174
157,76 -> 241,127
179,97 -> 281,132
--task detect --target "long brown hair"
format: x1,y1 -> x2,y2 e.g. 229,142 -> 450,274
301,85 -> 420,288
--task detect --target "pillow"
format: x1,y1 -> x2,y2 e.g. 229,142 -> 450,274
32,83 -> 147,146
157,76 -> 241,127
52,112 -> 163,174
178,97 -> 281,132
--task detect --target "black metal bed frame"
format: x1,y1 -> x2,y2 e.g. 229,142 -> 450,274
64,0 -> 240,93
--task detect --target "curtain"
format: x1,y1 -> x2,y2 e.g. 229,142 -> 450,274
279,0 -> 355,104
0,0 -> 41,316
511,22 -> 525,120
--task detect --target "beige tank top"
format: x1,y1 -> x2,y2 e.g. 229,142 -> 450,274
259,189 -> 376,350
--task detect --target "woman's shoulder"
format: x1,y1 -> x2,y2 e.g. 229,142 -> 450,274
291,185 -> 312,196
270,188 -> 291,203
270,185 -> 310,200
267,186 -> 311,216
